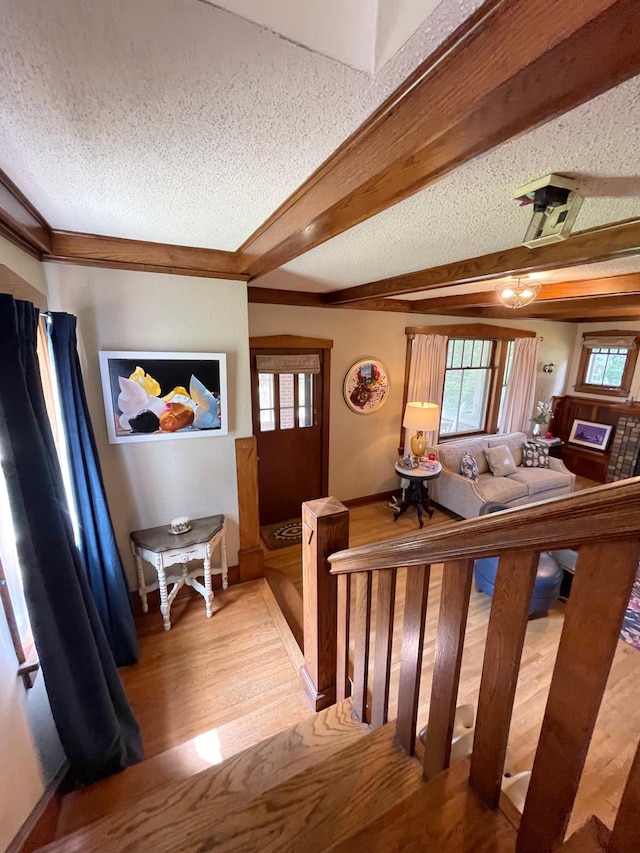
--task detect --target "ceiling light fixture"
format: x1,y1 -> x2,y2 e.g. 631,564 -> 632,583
495,276 -> 542,309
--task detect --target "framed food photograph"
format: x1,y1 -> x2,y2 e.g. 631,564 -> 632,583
99,351 -> 228,444
568,418 -> 612,451
343,358 -> 390,414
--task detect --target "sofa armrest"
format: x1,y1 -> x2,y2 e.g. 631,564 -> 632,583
429,467 -> 487,519
548,456 -> 576,488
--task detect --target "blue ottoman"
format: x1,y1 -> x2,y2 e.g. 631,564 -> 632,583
474,552 -> 563,615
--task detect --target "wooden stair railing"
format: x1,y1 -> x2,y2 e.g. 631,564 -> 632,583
302,478 -> 640,853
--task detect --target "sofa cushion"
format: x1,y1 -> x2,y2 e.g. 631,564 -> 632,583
439,437 -> 489,475
460,452 -> 479,480
487,433 -> 526,467
549,548 -> 578,572
485,445 -> 517,477
508,467 -> 573,497
476,472 -> 528,503
521,441 -> 550,468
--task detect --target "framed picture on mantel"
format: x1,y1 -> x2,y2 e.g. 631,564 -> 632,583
568,418 -> 612,451
99,351 -> 228,444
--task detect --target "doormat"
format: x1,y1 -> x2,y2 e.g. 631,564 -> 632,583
261,518 -> 303,550
620,565 -> 640,652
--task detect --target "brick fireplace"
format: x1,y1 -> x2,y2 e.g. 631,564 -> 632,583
606,415 -> 640,482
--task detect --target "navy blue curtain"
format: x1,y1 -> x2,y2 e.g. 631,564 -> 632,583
0,295 -> 143,784
48,312 -> 138,667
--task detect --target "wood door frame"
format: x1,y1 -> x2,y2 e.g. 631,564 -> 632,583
249,335 -> 333,500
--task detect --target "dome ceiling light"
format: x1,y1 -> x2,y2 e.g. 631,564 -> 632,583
495,276 -> 542,309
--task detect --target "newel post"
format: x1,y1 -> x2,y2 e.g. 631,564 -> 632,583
300,497 -> 349,712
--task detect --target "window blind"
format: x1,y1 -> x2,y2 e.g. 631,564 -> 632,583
256,354 -> 320,374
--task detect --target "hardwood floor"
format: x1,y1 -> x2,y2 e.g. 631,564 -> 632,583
110,476 -> 636,838
119,578 -> 310,760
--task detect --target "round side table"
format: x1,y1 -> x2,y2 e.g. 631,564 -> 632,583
393,461 -> 442,529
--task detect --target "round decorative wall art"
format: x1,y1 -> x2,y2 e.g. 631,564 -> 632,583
343,358 -> 390,414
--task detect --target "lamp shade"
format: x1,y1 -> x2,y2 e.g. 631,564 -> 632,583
403,402 -> 440,432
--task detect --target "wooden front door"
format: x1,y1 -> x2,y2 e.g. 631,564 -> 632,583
250,339 -> 331,526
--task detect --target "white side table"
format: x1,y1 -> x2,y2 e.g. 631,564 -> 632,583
130,514 -> 228,631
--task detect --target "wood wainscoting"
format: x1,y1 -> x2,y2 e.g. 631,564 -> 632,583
550,394 -> 640,481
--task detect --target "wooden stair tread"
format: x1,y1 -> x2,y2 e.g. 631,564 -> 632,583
559,816 -> 611,852
55,687 -> 315,836
127,722 -> 423,853
44,699 -> 367,852
331,758 -> 517,853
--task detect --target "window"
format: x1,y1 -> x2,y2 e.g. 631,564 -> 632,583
441,339 -> 495,436
256,372 -> 314,432
0,457 -> 38,688
575,331 -> 639,398
401,324 -> 536,448
497,340 -> 515,428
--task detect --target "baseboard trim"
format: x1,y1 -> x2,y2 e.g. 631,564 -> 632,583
342,490 -> 396,508
7,761 -> 69,853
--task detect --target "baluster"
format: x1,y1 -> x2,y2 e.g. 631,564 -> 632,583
423,558 -> 474,780
371,568 -> 397,729
517,539 -> 640,853
396,564 -> 430,756
609,736 -> 640,853
351,571 -> 372,723
336,573 -> 351,703
469,550 -> 539,808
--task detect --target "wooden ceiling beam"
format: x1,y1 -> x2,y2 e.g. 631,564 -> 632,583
247,286 -> 413,312
436,294 -> 640,322
247,287 -> 327,307
0,168 -> 52,256
44,231 -> 247,281
239,0 -> 640,280
409,272 -> 640,313
328,219 -> 640,304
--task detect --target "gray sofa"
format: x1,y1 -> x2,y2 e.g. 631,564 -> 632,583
429,432 -> 575,519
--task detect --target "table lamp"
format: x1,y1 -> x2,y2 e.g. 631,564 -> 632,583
403,402 -> 440,458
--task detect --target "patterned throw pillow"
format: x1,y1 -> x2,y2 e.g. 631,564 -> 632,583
521,442 -> 550,468
460,452 -> 479,481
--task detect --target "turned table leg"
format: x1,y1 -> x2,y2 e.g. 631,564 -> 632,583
204,542 -> 214,618
221,524 -> 229,590
135,555 -> 148,613
156,554 -> 171,631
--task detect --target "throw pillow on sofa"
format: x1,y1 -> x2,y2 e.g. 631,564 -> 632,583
485,444 -> 517,477
521,441 -> 550,468
460,452 -> 479,480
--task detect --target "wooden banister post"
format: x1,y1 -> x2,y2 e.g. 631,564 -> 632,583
235,436 -> 264,583
300,497 -> 349,712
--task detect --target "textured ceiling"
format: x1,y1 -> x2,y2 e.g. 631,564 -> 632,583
1,0 -> 638,294
0,0 -> 480,250
257,75 -> 640,292
212,0 -> 440,73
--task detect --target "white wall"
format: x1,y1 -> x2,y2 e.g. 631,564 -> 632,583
249,303 -> 575,501
0,235 -> 64,852
564,320 -> 640,402
45,264 -> 253,588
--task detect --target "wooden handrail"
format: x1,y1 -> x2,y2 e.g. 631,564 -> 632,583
328,478 -> 640,574
301,478 -> 640,851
